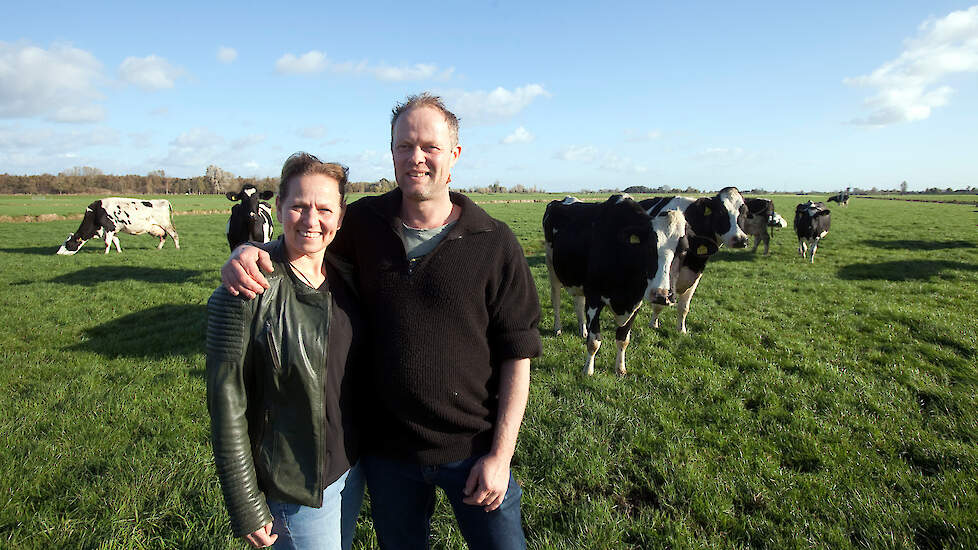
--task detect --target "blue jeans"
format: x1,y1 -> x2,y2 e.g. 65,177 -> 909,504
362,455 -> 526,550
267,462 -> 364,550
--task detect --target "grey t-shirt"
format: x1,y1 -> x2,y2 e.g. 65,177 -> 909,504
401,221 -> 457,265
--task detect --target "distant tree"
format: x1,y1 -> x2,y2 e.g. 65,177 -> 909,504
900,181 -> 908,194
624,185 -> 653,194
205,165 -> 234,194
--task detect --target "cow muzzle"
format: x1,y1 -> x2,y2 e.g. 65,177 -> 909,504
730,235 -> 750,248
650,289 -> 675,306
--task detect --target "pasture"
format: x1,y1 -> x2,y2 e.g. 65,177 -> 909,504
1,194 -> 976,549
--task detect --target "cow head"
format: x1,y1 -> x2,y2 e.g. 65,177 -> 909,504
57,233 -> 85,255
685,188 -> 750,248
768,212 -> 788,228
647,210 -> 689,305
227,185 -> 274,219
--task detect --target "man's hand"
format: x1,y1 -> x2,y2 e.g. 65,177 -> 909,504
243,522 -> 277,548
462,452 -> 511,512
221,244 -> 273,299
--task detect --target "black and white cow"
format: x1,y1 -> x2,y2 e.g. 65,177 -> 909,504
225,184 -> 274,250
794,201 -> 831,263
742,198 -> 788,255
56,198 -> 180,255
638,186 -> 751,334
827,190 -> 850,206
543,195 -> 689,375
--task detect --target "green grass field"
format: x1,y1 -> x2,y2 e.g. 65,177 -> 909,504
1,195 -> 976,548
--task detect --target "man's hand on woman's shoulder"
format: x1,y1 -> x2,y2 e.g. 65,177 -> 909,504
221,243 -> 274,300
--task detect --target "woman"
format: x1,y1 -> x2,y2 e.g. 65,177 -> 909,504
206,152 -> 362,549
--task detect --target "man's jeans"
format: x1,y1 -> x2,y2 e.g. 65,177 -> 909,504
267,462 -> 364,550
362,455 -> 527,550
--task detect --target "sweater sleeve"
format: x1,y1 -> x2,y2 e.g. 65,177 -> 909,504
487,223 -> 543,362
205,286 -> 272,537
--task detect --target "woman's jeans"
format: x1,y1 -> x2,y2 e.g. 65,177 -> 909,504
267,462 -> 365,550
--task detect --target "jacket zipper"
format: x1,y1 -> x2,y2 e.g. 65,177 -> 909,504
265,320 -> 282,371
317,293 -> 331,506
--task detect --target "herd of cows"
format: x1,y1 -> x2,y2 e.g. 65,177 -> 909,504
51,185 -> 843,375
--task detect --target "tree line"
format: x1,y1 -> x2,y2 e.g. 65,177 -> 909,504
0,168 -> 543,196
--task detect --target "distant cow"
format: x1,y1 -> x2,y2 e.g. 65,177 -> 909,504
544,195 -> 688,375
794,201 -> 831,263
56,198 -> 180,255
827,190 -> 850,206
639,187 -> 751,334
226,184 -> 274,250
742,198 -> 788,255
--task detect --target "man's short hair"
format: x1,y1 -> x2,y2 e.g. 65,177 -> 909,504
280,152 -> 349,202
390,92 -> 460,148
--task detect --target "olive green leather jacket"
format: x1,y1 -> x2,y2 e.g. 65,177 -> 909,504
206,241 -> 361,537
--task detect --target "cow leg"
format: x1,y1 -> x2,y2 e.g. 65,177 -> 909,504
111,235 -> 121,252
544,245 -> 563,336
613,310 -> 640,376
649,303 -> 664,329
810,239 -> 818,264
676,275 -> 702,334
750,236 -> 760,253
583,300 -> 603,376
574,296 -> 587,338
798,239 -> 807,258
762,234 -> 771,255
103,231 -> 115,254
165,225 -> 180,249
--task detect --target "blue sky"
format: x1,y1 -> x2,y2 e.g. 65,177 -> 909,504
2,1 -> 976,192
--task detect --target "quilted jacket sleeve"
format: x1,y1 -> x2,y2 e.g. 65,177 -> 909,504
206,286 -> 272,537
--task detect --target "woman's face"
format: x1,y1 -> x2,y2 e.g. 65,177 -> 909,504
276,173 -> 344,258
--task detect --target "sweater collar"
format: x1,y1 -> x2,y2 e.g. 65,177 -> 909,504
368,187 -> 495,235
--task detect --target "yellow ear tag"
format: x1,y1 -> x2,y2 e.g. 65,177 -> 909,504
703,206 -> 712,216
629,234 -> 640,244
697,244 -> 708,255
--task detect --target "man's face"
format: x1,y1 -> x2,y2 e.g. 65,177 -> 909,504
391,106 -> 460,202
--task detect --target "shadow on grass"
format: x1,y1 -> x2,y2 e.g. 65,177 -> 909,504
837,260 -> 978,281
47,266 -> 204,285
526,254 -> 547,269
712,249 -> 763,262
69,304 -> 205,363
860,239 -> 978,251
0,246 -> 62,256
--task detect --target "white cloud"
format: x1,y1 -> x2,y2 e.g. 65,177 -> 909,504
217,46 -> 238,63
0,124 -> 120,170
275,51 -> 454,82
445,85 -> 550,124
624,129 -> 662,142
231,134 -> 266,149
275,51 -> 328,74
298,125 -> 326,139
502,126 -> 534,144
555,145 -> 598,162
554,144 -> 647,174
845,5 -> 978,125
0,41 -> 105,123
119,55 -> 184,90
693,147 -> 753,167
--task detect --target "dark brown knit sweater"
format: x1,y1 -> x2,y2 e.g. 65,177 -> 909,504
330,189 -> 542,465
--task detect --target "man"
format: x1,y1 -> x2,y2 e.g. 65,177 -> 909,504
222,93 -> 542,549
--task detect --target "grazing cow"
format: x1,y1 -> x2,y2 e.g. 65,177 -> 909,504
225,184 -> 274,250
56,198 -> 180,255
827,190 -> 850,206
638,187 -> 751,334
794,201 -> 831,263
543,195 -> 688,375
742,198 -> 788,255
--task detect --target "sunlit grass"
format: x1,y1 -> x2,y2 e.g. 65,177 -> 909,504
1,197 -> 976,548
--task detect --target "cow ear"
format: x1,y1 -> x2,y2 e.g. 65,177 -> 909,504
688,236 -> 718,257
618,225 -> 649,245
260,191 -> 274,200
226,192 -> 238,201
